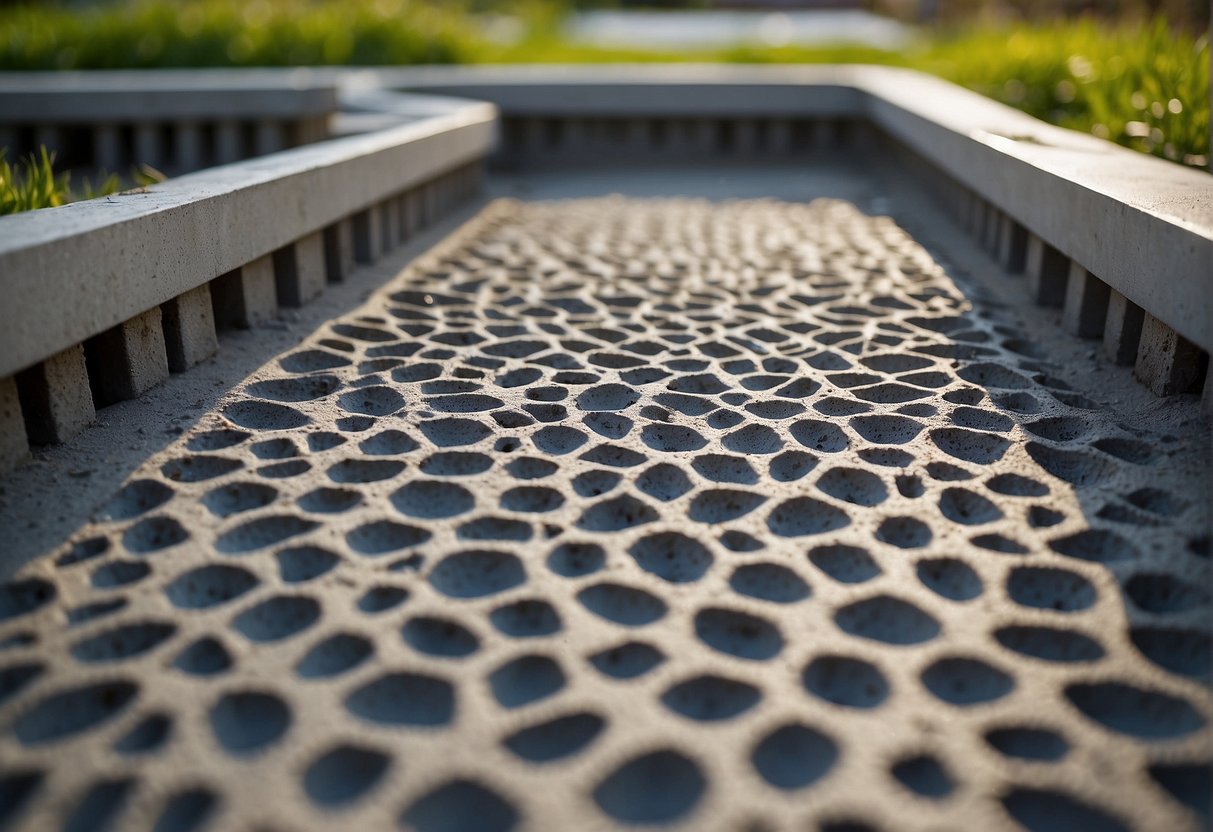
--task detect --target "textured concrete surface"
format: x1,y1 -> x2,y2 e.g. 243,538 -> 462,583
0,169 -> 1208,832
384,64 -> 1213,349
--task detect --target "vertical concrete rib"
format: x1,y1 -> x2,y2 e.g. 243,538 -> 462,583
93,125 -> 122,172
133,123 -> 163,170
161,285 -> 219,372
1134,313 -> 1206,396
352,209 -> 377,265
84,308 -> 170,407
210,257 -> 278,330
273,232 -> 326,308
324,219 -> 356,283
215,120 -> 242,164
998,215 -> 1028,273
1062,263 -> 1112,338
174,122 -> 203,173
379,199 -> 398,254
15,345 -> 95,445
254,121 -> 284,156
0,375 -> 28,471
1024,234 -> 1068,307
1103,289 -> 1146,365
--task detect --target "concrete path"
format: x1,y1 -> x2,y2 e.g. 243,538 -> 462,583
0,168 -> 1208,832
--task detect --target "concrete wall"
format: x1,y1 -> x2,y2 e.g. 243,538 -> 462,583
0,70 -> 339,175
0,87 -> 496,471
0,65 -> 1207,472
379,64 -> 1211,399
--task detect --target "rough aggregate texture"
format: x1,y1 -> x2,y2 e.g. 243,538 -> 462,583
0,195 -> 1209,832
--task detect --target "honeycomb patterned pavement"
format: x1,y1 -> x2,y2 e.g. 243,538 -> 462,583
0,196 -> 1209,832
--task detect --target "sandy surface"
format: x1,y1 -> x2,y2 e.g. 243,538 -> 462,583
0,165 -> 1208,832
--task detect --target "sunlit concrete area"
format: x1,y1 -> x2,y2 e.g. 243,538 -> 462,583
0,66 -> 1209,832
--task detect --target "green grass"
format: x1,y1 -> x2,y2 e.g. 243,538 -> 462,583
0,147 -> 69,215
0,1 -> 1207,168
478,17 -> 1209,167
0,148 -> 165,215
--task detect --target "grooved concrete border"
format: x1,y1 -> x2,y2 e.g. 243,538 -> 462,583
371,64 -> 1211,355
0,68 -> 338,121
0,91 -> 496,380
0,64 -> 1208,411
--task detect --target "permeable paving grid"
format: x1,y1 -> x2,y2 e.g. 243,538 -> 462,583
0,196 -> 1209,832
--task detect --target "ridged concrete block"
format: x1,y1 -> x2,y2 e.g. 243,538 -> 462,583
394,194 -> 410,242
1103,289 -> 1146,365
767,119 -> 791,154
1203,363 -> 1212,415
1025,234 -> 1068,307
273,232 -> 326,308
323,218 -> 356,284
161,284 -> 218,372
965,195 -> 984,237
1135,312 -> 1205,395
254,120 -> 284,156
0,375 -> 29,471
15,345 -> 94,445
211,256 -> 277,329
352,207 -> 382,265
379,198 -> 399,253
134,123 -> 163,171
86,307 -> 169,406
174,122 -> 203,172
997,215 -> 1027,273
1062,262 -> 1112,339
215,120 -> 242,164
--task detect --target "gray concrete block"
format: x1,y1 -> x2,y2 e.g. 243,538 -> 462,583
982,206 -> 1001,253
254,120 -> 284,156
395,194 -> 409,241
210,256 -> 277,329
161,284 -> 218,372
1203,362 -> 1212,415
767,119 -> 791,154
998,215 -> 1027,273
0,375 -> 29,471
134,123 -> 163,170
964,195 -> 983,237
1103,289 -> 1145,365
174,122 -> 204,172
215,120 -> 243,164
85,307 -> 169,406
1025,234 -> 1067,307
0,87 -> 495,382
273,232 -> 326,308
352,208 -> 379,265
379,198 -> 398,253
1062,263 -> 1112,339
1135,312 -> 1205,396
93,125 -> 122,172
15,345 -> 94,445
734,120 -> 757,154
323,218 -> 356,283
521,118 -> 546,160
